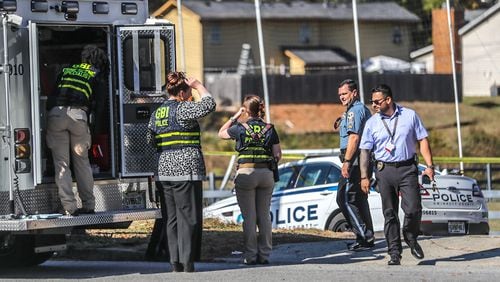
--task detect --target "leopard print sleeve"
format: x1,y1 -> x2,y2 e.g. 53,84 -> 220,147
177,96 -> 216,121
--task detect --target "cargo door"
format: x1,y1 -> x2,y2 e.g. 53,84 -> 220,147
116,25 -> 175,177
28,22 -> 43,184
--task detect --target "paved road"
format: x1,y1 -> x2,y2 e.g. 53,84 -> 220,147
1,235 -> 499,281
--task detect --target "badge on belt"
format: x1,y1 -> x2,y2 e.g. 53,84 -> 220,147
376,161 -> 385,171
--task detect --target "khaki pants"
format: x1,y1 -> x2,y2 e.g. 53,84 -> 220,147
46,106 -> 95,213
234,167 -> 275,262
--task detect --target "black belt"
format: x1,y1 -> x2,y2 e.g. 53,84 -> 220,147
53,105 -> 89,112
378,158 -> 415,168
238,163 -> 271,169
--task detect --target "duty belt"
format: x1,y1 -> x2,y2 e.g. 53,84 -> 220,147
54,105 -> 89,112
378,158 -> 415,168
238,163 -> 271,169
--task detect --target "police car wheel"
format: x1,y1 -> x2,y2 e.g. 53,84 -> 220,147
326,212 -> 352,232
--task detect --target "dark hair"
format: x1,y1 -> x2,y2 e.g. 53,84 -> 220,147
339,79 -> 358,92
166,71 -> 189,97
81,44 -> 109,77
243,94 -> 265,118
371,84 -> 393,98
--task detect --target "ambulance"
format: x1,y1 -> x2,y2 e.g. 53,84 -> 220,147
0,0 -> 174,266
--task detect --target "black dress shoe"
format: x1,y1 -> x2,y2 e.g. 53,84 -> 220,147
183,262 -> 195,273
388,254 -> 401,265
171,262 -> 183,272
409,242 -> 424,259
347,240 -> 375,252
404,239 -> 425,259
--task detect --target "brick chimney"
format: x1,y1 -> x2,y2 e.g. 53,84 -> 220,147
432,8 -> 464,74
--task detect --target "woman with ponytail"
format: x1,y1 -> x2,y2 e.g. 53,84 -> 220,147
218,94 -> 281,265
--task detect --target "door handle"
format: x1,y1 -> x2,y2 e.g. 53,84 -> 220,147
320,191 -> 333,196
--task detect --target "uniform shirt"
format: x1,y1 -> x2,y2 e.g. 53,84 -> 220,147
147,95 -> 216,181
339,100 -> 372,150
359,103 -> 428,162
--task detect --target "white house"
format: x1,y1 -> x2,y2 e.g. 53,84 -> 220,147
459,3 -> 500,96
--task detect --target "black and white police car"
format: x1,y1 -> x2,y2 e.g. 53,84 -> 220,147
204,155 -> 489,235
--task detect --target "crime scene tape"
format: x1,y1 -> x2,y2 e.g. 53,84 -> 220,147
205,151 -> 500,164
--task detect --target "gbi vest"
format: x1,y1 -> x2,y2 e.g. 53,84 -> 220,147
152,100 -> 201,151
235,119 -> 273,164
52,63 -> 98,110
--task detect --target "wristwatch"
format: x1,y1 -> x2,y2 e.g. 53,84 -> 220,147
427,164 -> 435,170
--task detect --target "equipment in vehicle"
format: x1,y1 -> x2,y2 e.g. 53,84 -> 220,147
0,0 -> 175,267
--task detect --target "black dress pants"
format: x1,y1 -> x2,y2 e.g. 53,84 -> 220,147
158,180 -> 203,264
336,166 -> 374,242
375,164 -> 421,255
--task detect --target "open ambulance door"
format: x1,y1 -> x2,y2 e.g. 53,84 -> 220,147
28,22 -> 43,185
116,24 -> 176,177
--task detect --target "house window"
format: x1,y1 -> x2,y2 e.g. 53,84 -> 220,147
210,24 -> 221,44
392,26 -> 402,45
299,24 -> 310,44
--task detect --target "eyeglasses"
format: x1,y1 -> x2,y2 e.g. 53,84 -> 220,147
369,97 -> 387,105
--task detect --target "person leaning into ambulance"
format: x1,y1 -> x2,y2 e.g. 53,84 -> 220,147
359,84 -> 435,265
46,45 -> 109,216
334,79 -> 375,252
218,95 -> 282,265
147,72 -> 216,273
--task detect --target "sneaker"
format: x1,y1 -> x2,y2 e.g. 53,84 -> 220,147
183,262 -> 195,273
171,262 -> 183,272
257,258 -> 270,265
243,258 -> 257,265
65,210 -> 79,216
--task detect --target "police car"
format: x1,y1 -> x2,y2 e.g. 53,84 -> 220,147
203,156 -> 489,235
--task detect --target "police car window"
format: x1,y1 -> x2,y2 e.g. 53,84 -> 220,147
273,166 -> 297,192
326,165 -> 341,184
295,164 -> 330,188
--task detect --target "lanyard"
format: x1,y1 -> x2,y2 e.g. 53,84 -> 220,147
381,116 -> 398,142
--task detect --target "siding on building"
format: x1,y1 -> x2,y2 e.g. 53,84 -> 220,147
460,5 -> 500,97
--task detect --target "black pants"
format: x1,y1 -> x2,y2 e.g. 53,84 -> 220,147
375,164 -> 421,255
336,166 -> 374,242
146,184 -> 169,261
158,180 -> 203,264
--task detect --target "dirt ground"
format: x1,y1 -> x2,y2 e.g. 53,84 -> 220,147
269,104 -> 345,134
58,219 -> 352,262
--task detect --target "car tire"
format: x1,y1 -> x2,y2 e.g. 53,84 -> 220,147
326,212 -> 351,232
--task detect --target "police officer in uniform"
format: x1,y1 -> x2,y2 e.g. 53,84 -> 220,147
218,95 -> 281,265
335,79 -> 374,251
147,72 -> 216,273
359,84 -> 435,265
46,45 -> 109,216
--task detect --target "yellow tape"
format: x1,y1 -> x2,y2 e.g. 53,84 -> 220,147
433,157 -> 500,164
204,152 -> 500,164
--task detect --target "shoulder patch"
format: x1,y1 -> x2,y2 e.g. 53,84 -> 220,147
347,111 -> 355,129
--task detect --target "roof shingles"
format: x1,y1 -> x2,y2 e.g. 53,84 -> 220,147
182,1 -> 420,22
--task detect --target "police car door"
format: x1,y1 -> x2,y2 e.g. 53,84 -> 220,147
271,162 -> 338,229
116,24 -> 175,177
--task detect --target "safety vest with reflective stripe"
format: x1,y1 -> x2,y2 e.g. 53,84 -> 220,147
152,100 -> 201,151
235,120 -> 273,164
53,63 -> 97,109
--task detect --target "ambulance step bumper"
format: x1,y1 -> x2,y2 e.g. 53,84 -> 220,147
0,209 -> 161,232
